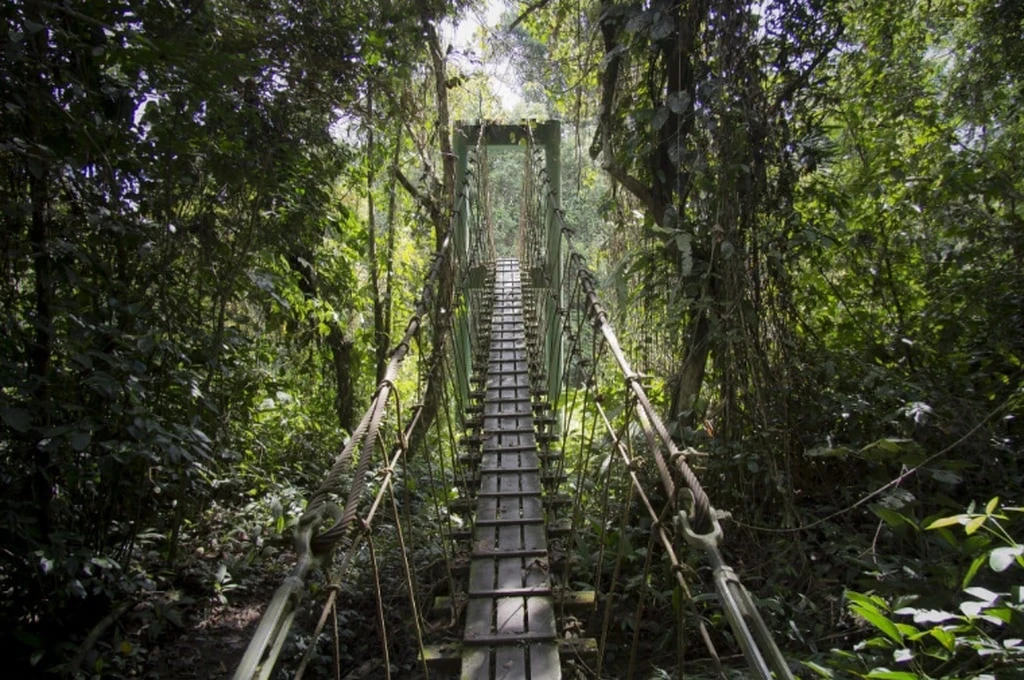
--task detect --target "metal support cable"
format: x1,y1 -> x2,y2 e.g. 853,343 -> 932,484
543,193 -> 714,534
293,401 -> 426,680
537,179 -> 795,679
589,397 -> 726,678
235,203 -> 463,680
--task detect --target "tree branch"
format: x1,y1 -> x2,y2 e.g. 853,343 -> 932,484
395,168 -> 441,224
508,0 -> 551,31
602,161 -> 659,220
769,27 -> 843,118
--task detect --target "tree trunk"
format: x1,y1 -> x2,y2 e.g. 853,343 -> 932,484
367,89 -> 387,384
328,325 -> 355,432
670,309 -> 710,430
288,251 -> 356,432
382,123 -> 402,368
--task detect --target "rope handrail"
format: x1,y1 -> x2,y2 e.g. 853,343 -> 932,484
531,164 -> 795,680
232,168 -> 470,678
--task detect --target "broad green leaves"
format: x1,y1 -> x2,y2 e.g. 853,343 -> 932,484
836,498 -> 1024,676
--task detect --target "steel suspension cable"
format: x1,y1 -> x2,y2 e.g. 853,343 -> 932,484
532,163 -> 794,679
235,161 -> 476,678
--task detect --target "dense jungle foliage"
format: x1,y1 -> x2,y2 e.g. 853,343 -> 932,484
1,0 -> 1022,678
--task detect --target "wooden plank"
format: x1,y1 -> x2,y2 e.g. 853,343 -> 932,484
460,648 -> 490,680
527,596 -> 556,634
476,495 -> 498,521
497,556 -> 522,591
461,259 -> 570,679
479,472 -> 500,494
529,644 -> 561,679
495,596 -> 526,635
498,493 -> 521,550
473,525 -> 495,554
498,523 -> 521,551
427,639 -> 596,673
494,647 -> 526,680
465,554 -> 495,641
466,587 -> 551,597
497,472 -> 519,494
479,452 -> 500,472
520,471 -> 541,493
469,554 -> 494,588
433,590 -> 594,618
523,523 -> 547,551
464,598 -> 494,639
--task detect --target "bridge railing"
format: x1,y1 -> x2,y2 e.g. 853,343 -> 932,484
523,137 -> 796,680
232,165 -> 477,679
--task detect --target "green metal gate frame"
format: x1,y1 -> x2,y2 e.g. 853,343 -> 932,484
452,120 -> 562,405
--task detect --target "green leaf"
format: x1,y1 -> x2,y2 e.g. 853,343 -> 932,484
926,515 -> 965,530
965,515 -> 986,535
871,505 -> 917,530
801,661 -> 833,678
990,546 -> 1024,572
986,496 -> 999,515
70,430 -> 91,452
1,407 -> 31,433
929,468 -> 962,485
846,591 -> 888,610
983,607 -> 1013,624
930,627 -> 955,652
851,603 -> 903,644
804,444 -> 855,458
866,669 -> 919,679
858,438 -> 923,462
962,553 -> 987,588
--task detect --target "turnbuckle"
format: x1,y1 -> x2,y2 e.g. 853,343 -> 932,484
676,492 -> 794,680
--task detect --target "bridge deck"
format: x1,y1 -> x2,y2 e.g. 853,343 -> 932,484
461,259 -> 561,680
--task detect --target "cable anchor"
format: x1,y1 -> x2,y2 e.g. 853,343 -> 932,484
675,491 -> 794,680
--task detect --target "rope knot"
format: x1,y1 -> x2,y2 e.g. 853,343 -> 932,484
376,377 -> 397,397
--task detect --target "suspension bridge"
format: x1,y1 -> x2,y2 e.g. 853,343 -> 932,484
231,121 -> 793,680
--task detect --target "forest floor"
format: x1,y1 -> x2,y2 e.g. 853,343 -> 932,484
145,596 -> 265,679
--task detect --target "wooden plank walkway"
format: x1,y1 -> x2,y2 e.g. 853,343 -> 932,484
462,259 -> 561,680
